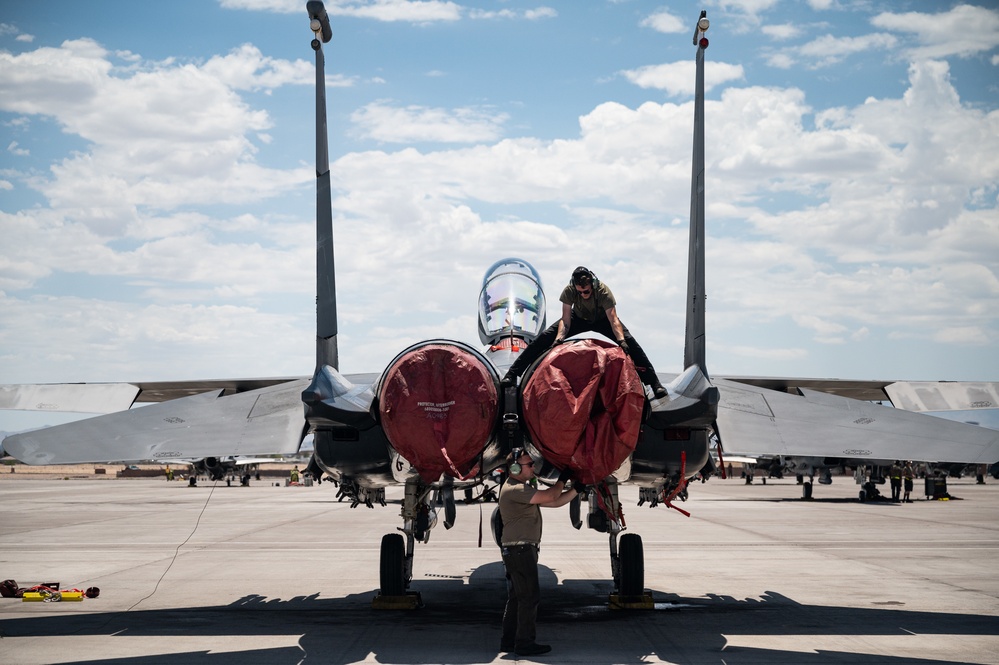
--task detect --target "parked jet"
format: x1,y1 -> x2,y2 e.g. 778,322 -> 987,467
3,6 -> 999,601
717,380 -> 999,497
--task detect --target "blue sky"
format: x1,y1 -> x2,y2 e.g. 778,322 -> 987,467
1,0 -> 998,433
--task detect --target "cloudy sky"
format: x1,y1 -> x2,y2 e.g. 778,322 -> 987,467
1,0 -> 997,433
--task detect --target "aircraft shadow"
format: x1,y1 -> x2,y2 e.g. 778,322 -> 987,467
1,561 -> 995,664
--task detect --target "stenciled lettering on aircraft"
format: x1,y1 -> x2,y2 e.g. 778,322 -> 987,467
163,416 -> 186,424
842,449 -> 872,456
153,451 -> 183,458
853,417 -> 875,425
418,400 -> 455,420
970,401 -> 994,408
34,403 -> 59,410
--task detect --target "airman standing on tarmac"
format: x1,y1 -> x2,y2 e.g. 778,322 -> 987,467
902,461 -> 914,503
889,460 -> 903,503
498,449 -> 578,657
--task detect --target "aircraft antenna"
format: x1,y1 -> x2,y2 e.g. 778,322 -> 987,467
684,11 -> 710,378
308,1 -> 338,370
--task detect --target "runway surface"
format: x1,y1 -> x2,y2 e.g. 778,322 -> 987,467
1,474 -> 997,664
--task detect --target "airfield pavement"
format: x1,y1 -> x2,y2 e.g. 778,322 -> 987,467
0,471 -> 997,664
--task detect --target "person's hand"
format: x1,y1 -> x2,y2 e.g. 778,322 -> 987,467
552,336 -> 565,348
617,339 -> 630,356
557,467 -> 573,484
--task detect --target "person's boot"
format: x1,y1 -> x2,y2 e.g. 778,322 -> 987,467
515,643 -> 552,656
500,370 -> 517,388
650,380 -> 667,400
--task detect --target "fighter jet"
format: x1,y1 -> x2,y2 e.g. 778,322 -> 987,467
3,6 -> 999,602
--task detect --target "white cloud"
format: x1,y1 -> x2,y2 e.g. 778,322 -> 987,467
640,10 -> 685,34
316,56 -> 997,369
714,0 -> 781,27
350,101 -> 509,143
762,23 -> 802,41
221,0 -> 554,23
933,326 -> 990,344
619,60 -> 745,96
0,38 -> 312,231
1,10 -> 996,386
871,4 -> 999,60
201,44 -> 316,90
220,0 -> 462,22
790,32 -> 898,68
6,141 -> 28,156
331,0 -> 462,23
524,8 -> 558,21
468,7 -> 557,21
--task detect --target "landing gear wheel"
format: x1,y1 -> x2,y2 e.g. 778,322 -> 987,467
379,533 -> 406,596
802,481 -> 813,500
618,533 -> 644,597
859,489 -> 867,502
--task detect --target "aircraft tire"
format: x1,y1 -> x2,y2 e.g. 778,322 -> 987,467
619,533 -> 644,597
802,481 -> 813,500
859,489 -> 867,502
379,533 -> 406,596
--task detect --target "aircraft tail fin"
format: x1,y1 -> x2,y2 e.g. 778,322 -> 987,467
311,4 -> 338,371
683,12 -> 709,379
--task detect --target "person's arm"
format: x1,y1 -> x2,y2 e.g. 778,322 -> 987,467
553,302 -> 573,344
605,306 -> 626,344
530,480 -> 577,506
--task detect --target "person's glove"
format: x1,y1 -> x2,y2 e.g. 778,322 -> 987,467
552,336 -> 565,348
617,339 -> 630,356
557,467 -> 573,484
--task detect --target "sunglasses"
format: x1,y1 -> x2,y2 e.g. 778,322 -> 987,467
575,286 -> 592,295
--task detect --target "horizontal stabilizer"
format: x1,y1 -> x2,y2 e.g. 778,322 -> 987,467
4,380 -> 309,465
0,383 -> 140,414
715,379 -> 999,464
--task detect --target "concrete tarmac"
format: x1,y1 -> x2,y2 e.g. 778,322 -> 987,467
1,475 -> 997,664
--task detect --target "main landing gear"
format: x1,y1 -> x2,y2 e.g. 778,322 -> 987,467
587,482 -> 650,608
374,480 -> 459,609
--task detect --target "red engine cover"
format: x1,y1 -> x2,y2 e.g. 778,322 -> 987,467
378,343 -> 499,483
522,339 -> 645,484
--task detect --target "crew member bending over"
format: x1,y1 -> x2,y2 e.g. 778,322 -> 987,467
502,266 -> 667,399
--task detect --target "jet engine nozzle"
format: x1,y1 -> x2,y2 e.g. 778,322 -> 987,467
521,339 -> 645,485
201,457 -> 227,481
377,340 -> 499,483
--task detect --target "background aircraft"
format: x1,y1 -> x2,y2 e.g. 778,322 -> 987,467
3,6 -> 998,602
715,378 -> 999,497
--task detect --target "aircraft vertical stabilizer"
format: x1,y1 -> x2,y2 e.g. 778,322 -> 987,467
309,1 -> 337,371
684,11 -> 709,379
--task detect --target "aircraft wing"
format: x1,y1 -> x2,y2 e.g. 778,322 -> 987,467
0,383 -> 141,414
720,376 -> 893,401
2,380 -> 310,465
884,381 -> 999,413
154,456 -> 278,466
0,377 -> 304,413
715,378 -> 999,465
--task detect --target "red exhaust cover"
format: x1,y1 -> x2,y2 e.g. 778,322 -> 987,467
522,339 -> 645,484
379,343 -> 498,483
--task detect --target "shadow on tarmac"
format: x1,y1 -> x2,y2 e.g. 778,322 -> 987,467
2,561 -> 995,664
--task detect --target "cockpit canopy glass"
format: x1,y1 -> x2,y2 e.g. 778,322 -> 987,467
478,258 -> 546,345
